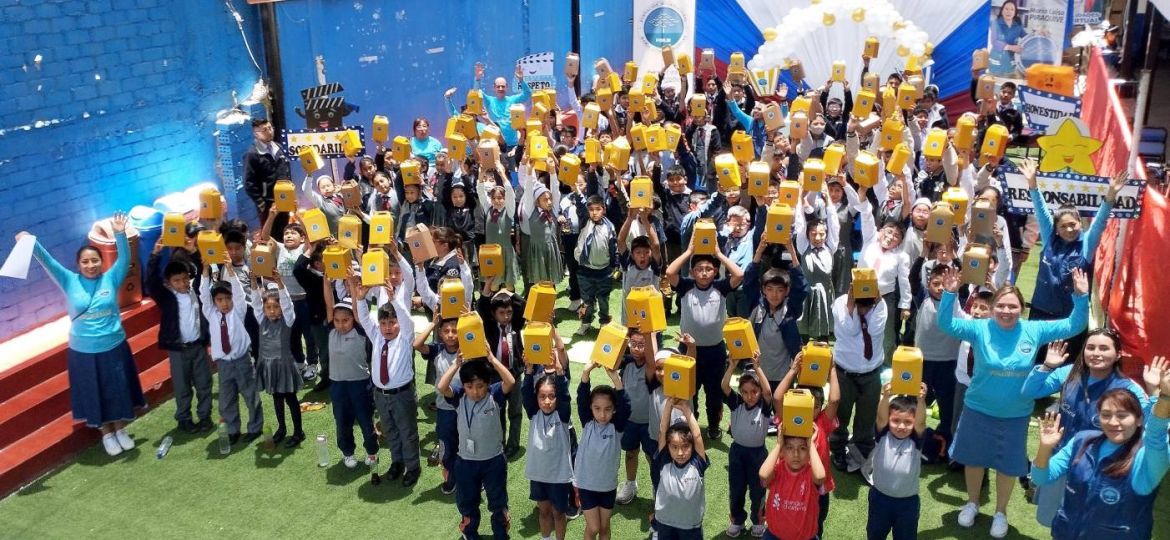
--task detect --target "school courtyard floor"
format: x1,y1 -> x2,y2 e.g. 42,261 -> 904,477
1,247 -> 1167,540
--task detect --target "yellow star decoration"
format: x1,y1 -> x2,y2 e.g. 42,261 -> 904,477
1036,118 -> 1103,176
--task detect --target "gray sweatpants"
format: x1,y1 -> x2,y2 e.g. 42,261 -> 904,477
168,345 -> 213,423
372,383 -> 421,471
217,356 -> 263,435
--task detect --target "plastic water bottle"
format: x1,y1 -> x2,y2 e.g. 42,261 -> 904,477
156,435 -> 173,459
218,420 -> 231,455
316,434 -> 330,467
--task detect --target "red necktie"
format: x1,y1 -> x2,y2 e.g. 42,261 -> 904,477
499,325 -> 511,368
220,313 -> 232,355
860,316 -> 873,360
379,341 -> 390,386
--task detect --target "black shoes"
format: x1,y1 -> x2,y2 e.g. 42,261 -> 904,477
195,418 -> 214,432
179,420 -> 199,434
272,428 -> 287,444
402,467 -> 420,487
284,432 -> 305,448
385,461 -> 406,481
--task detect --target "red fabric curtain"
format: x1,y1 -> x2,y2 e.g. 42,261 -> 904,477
1084,47 -> 1162,379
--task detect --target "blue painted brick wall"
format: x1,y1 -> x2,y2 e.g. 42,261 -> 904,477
0,1 -> 265,341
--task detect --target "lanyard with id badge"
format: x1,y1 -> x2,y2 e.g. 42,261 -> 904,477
464,398 -> 488,454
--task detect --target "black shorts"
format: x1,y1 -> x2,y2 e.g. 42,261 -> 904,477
578,487 -> 617,510
529,480 -> 572,513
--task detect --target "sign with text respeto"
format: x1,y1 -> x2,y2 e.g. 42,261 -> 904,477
516,52 -> 556,92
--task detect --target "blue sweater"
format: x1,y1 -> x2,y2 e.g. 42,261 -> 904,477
938,290 -> 1088,418
474,77 -> 532,146
33,232 -> 130,354
1029,187 -> 1112,317
1033,413 -> 1170,496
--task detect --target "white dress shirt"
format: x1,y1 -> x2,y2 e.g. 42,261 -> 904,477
174,288 -> 201,343
831,293 -> 889,373
856,200 -> 912,310
358,291 -> 415,390
199,270 -> 250,360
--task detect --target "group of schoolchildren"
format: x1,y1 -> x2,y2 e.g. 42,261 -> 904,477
136,42 -> 1170,540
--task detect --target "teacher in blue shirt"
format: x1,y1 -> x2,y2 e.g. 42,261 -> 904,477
19,211 -> 146,457
937,265 -> 1089,538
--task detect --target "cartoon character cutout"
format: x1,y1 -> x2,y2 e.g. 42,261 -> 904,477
1036,117 -> 1103,176
295,82 -> 359,130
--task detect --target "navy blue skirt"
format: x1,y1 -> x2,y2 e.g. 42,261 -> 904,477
67,340 -> 146,427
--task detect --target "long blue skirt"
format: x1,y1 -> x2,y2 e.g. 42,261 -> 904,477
67,340 -> 146,427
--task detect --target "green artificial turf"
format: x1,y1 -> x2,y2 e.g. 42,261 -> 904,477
2,252 -> 1167,540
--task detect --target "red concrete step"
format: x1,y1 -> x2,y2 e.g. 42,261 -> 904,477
0,301 -> 158,402
0,330 -> 169,449
0,358 -> 173,499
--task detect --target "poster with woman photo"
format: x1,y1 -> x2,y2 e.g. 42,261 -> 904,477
988,0 -> 1069,80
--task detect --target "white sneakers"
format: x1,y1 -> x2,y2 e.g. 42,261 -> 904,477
749,524 -> 766,538
958,502 -> 979,527
364,454 -> 379,468
114,429 -> 134,450
567,299 -> 584,312
303,365 -> 318,381
725,522 -> 744,538
101,434 -> 122,456
990,512 -> 1009,538
343,455 -> 358,469
616,480 -> 637,504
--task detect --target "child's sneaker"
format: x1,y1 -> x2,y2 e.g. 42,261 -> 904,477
343,455 -> 358,469
616,480 -> 637,504
750,524 -> 766,537
364,454 -> 379,467
957,502 -> 979,527
567,299 -> 583,312
101,433 -> 123,456
990,512 -> 1009,538
725,521 -> 744,537
303,365 -> 318,381
574,323 -> 591,336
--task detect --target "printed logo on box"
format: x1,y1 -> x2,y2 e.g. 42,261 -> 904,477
532,344 -> 542,352
464,332 -> 475,341
671,371 -> 680,381
602,344 -> 612,354
900,371 -> 912,381
793,416 -> 804,425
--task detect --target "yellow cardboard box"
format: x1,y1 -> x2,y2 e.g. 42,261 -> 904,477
663,354 -> 696,400
458,312 -> 489,359
723,317 -> 758,361
524,281 -> 557,323
592,322 -> 629,370
891,346 -> 923,396
522,322 -> 556,365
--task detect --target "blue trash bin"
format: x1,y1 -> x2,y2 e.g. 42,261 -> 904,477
128,205 -> 163,271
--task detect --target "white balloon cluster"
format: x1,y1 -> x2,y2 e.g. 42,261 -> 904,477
747,0 -> 932,70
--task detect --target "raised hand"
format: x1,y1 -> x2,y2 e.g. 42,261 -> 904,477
941,266 -> 961,293
1143,356 -> 1167,394
1071,267 -> 1089,296
1038,412 -> 1063,448
1019,159 -> 1038,190
1044,340 -> 1069,370
111,210 -> 129,233
1106,171 -> 1128,204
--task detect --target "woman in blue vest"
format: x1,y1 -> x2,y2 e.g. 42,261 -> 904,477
1032,377 -> 1170,540
1020,160 -> 1126,359
1021,329 -> 1158,527
18,211 -> 146,457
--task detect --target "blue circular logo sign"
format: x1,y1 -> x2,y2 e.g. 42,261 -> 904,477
368,264 -> 376,272
603,344 -> 612,353
671,372 -> 681,381
464,332 -> 474,341
793,416 -> 805,425
1100,487 -> 1121,505
376,225 -> 385,233
642,6 -> 685,47
734,340 -> 743,347
533,344 -> 541,352
900,371 -> 911,381
810,363 -> 820,371
449,296 -> 457,304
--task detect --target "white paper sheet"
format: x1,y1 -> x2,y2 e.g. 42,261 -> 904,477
1,234 -> 37,279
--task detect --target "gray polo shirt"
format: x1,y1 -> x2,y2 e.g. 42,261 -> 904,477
525,408 -> 574,484
870,428 -> 923,498
654,452 -> 709,530
676,277 -> 734,347
574,418 -> 620,492
449,384 -> 506,461
621,357 -> 651,424
725,391 -> 771,448
424,342 -> 460,412
329,328 -> 371,382
914,297 -> 962,361
647,384 -> 685,441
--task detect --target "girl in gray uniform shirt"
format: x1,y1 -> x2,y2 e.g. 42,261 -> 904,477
250,275 -> 304,448
576,362 -> 632,540
521,352 -> 573,540
653,396 -> 709,540
720,353 -> 773,538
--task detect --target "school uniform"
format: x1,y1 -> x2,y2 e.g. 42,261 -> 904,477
145,250 -> 211,426
423,342 -> 460,474
575,381 -> 631,510
328,322 -> 377,458
864,429 -> 924,540
763,463 -> 820,540
619,356 -> 655,457
676,276 -> 734,426
477,294 -> 526,454
830,294 -> 888,463
653,451 -> 709,539
198,272 -> 263,436
743,262 -> 807,383
560,191 -> 587,302
521,373 -> 574,512
448,382 -> 511,540
619,256 -> 662,326
250,286 -> 301,395
273,243 -> 313,365
293,254 -> 332,381
815,413 -> 839,536
357,290 -> 420,473
477,177 -> 520,290
725,390 -> 771,529
574,217 -> 617,324
646,381 -> 685,493
913,296 -> 961,440
857,202 -> 912,360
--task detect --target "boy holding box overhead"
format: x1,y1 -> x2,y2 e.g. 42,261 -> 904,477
865,382 -> 928,540
829,283 -> 889,473
573,195 -> 618,337
665,232 -> 745,440
477,280 -> 529,459
743,238 -> 808,388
